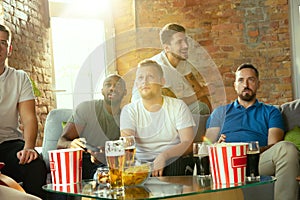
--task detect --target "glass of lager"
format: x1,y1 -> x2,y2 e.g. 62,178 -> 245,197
120,136 -> 136,167
246,141 -> 260,181
105,140 -> 125,193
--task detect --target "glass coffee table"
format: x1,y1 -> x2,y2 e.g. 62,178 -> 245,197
43,175 -> 275,200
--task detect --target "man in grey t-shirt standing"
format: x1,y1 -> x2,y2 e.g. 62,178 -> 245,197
57,74 -> 127,179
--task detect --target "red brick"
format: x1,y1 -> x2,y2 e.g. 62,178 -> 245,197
221,46 -> 234,52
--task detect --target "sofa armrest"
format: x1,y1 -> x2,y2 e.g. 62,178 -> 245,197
42,108 -> 73,171
280,99 -> 300,132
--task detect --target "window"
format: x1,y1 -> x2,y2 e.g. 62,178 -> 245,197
49,0 -> 113,108
289,0 -> 300,98
51,17 -> 105,108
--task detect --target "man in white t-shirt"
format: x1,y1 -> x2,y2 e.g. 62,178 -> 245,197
131,23 -> 211,114
0,24 -> 46,198
121,59 -> 195,177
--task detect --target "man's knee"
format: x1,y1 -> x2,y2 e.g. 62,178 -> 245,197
26,157 -> 47,178
273,141 -> 299,162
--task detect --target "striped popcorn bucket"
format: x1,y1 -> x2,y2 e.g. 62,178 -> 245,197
208,143 -> 248,187
52,183 -> 82,193
48,148 -> 83,185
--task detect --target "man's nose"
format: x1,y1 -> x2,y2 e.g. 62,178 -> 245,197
109,84 -> 116,91
182,40 -> 188,48
243,80 -> 249,87
140,77 -> 149,84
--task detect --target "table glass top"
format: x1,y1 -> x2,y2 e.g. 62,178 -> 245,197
43,175 -> 275,199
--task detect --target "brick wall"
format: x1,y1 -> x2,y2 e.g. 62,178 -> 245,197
0,0 -> 54,146
113,0 -> 293,107
0,0 -> 294,144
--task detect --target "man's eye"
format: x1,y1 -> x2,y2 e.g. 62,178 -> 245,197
115,83 -> 123,88
249,78 -> 256,82
0,41 -> 8,46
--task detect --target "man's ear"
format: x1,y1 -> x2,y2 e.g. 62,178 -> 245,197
7,45 -> 12,56
162,44 -> 170,53
123,89 -> 127,97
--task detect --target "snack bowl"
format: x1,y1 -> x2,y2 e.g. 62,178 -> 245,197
123,160 -> 152,186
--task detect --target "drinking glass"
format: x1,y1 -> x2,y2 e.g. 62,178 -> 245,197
193,142 -> 210,176
120,136 -> 136,167
105,140 -> 125,193
246,141 -> 260,181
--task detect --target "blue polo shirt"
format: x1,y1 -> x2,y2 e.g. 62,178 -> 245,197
206,100 -> 285,146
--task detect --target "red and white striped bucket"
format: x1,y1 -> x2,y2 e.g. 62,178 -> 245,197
48,148 -> 83,185
208,143 -> 248,186
52,183 -> 82,193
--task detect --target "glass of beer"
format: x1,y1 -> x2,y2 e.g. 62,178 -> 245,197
120,136 -> 136,167
193,142 -> 210,176
246,141 -> 260,181
105,140 -> 125,193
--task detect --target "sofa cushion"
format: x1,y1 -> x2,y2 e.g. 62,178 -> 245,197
280,99 -> 300,132
284,126 -> 300,151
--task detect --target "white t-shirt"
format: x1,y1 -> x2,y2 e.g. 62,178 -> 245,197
131,51 -> 195,102
0,66 -> 35,143
120,96 -> 195,161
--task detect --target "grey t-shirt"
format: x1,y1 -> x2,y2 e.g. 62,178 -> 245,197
69,100 -> 120,147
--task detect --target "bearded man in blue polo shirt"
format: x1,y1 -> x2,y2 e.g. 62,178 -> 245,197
205,63 -> 299,200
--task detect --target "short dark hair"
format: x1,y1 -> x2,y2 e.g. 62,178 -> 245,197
137,59 -> 164,78
104,74 -> 126,89
0,24 -> 12,43
236,63 -> 259,78
159,23 -> 186,45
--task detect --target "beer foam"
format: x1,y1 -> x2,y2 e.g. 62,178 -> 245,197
106,151 -> 124,156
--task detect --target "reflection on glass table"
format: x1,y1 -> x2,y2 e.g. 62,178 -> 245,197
43,176 -> 276,200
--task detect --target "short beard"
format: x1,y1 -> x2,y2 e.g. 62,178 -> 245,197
238,93 -> 256,101
170,52 -> 187,60
140,92 -> 154,100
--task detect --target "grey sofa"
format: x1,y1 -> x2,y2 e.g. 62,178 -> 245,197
40,99 -> 300,163
40,99 -> 300,180
280,99 -> 300,133
40,99 -> 300,152
41,108 -> 72,172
